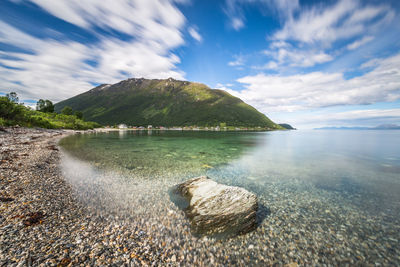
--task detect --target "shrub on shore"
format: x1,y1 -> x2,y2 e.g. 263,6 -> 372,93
0,94 -> 101,130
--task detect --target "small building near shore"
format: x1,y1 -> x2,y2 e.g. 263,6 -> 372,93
118,124 -> 127,129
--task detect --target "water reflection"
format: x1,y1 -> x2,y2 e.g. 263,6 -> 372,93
60,130 -> 261,177
118,129 -> 127,139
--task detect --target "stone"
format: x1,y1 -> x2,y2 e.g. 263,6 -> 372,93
171,255 -> 176,262
170,176 -> 258,237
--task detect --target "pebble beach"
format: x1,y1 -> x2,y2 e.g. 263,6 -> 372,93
0,128 -> 169,266
1,127 -> 399,266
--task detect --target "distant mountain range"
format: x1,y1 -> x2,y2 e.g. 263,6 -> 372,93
55,77 -> 283,129
314,124 -> 400,130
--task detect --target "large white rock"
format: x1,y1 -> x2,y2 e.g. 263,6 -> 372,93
171,176 -> 258,237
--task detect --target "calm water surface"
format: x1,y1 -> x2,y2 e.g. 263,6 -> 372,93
60,130 -> 400,265
60,130 -> 400,211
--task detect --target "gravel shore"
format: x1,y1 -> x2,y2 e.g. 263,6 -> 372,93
0,127 -> 168,266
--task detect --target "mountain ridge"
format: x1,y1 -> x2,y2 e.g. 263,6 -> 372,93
314,124 -> 400,130
55,77 -> 282,129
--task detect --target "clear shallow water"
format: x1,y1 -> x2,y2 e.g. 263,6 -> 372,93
60,130 -> 400,213
60,130 -> 400,265
60,130 -> 256,177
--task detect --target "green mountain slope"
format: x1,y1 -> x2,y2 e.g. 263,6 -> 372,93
55,78 -> 281,128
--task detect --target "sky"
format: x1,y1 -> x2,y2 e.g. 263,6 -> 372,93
0,0 -> 399,129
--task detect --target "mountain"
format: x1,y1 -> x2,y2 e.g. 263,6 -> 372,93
55,78 -> 282,128
315,124 -> 400,130
278,123 -> 296,130
373,124 -> 400,130
314,126 -> 370,130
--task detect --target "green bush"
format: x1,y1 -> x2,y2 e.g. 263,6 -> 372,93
36,99 -> 55,113
28,115 -> 54,129
74,111 -> 83,119
0,94 -> 101,130
61,106 -> 73,115
0,96 -> 29,126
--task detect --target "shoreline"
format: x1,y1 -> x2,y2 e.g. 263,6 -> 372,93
93,127 -> 287,132
0,127 -> 167,266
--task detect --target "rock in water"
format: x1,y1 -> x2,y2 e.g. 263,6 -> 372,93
170,176 -> 258,237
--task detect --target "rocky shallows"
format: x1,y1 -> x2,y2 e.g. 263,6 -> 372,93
171,176 -> 258,237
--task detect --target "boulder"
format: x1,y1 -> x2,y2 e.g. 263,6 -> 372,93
170,176 -> 258,237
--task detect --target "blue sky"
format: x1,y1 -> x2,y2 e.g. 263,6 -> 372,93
1,0 -> 399,128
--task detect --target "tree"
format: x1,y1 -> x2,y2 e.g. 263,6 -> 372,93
36,99 -> 45,111
74,111 -> 83,120
44,100 -> 54,113
36,99 -> 54,113
0,95 -> 25,121
6,92 -> 19,103
61,106 -> 73,115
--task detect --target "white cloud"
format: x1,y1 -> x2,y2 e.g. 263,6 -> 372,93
231,18 -> 245,30
224,0 -> 391,42
273,108 -> 400,129
292,108 -> 400,128
226,53 -> 400,113
223,0 -> 299,31
311,109 -> 400,122
223,0 -> 245,30
188,27 -> 202,42
273,0 -> 391,46
30,0 -> 185,47
215,83 -> 232,91
360,58 -> 381,69
252,61 -> 278,70
0,0 -> 187,102
228,55 -> 245,67
263,42 -> 333,67
24,102 -> 37,110
224,0 -> 393,70
265,0 -> 299,19
259,0 -> 394,70
28,0 -> 186,49
347,36 -> 374,50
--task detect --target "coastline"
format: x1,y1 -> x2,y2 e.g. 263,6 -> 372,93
0,127 -> 166,266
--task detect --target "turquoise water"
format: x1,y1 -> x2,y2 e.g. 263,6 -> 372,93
59,130 -> 258,177
60,130 -> 400,210
60,129 -> 400,216
60,129 -> 400,264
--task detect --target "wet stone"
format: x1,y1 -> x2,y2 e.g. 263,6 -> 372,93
170,176 -> 258,238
